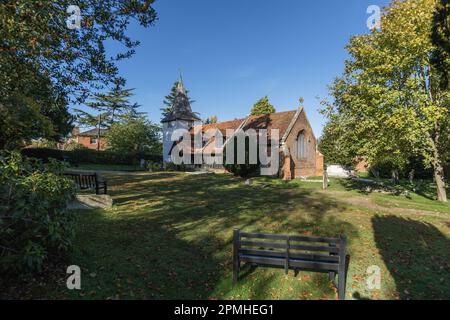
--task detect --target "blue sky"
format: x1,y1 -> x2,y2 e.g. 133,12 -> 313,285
90,0 -> 390,137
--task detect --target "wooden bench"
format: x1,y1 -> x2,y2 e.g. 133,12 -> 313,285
232,229 -> 348,300
64,172 -> 107,195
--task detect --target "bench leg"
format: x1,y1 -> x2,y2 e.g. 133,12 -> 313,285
232,258 -> 239,286
338,270 -> 345,300
338,236 -> 347,300
328,271 -> 336,282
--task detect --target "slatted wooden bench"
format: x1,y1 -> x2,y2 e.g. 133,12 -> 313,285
232,229 -> 348,300
64,172 -> 107,195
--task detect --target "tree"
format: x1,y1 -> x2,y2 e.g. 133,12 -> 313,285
0,1 -> 157,148
90,85 -> 135,125
223,135 -> 260,178
204,116 -> 218,124
74,85 -> 140,150
73,110 -> 110,151
0,62 -> 73,149
106,115 -> 161,155
321,0 -> 449,201
250,96 -> 275,115
161,80 -> 195,119
431,0 -> 450,91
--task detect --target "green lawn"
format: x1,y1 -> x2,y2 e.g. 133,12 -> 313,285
4,173 -> 449,300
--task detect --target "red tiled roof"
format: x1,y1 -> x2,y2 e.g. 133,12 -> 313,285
172,109 -> 299,155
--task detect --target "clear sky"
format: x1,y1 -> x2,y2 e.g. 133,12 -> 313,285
89,0 -> 391,137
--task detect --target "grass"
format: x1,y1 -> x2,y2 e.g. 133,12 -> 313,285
3,173 -> 449,300
68,163 -> 144,172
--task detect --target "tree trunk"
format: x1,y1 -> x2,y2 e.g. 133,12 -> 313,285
434,160 -> 447,202
97,114 -> 101,151
428,122 -> 448,202
409,169 -> 415,184
391,169 -> 399,184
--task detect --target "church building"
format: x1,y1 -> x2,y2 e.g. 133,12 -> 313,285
162,79 -> 324,179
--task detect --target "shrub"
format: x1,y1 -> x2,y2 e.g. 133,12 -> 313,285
145,161 -> 163,172
21,148 -> 162,166
64,141 -> 88,151
223,136 -> 260,178
0,152 -> 76,273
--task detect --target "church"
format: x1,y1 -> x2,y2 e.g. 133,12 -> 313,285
161,80 -> 324,180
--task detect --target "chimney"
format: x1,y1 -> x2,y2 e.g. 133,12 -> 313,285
71,127 -> 80,137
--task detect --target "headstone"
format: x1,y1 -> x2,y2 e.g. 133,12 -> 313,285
323,169 -> 328,189
245,179 -> 253,186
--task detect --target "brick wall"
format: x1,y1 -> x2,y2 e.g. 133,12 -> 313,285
284,110 -> 321,177
76,136 -> 108,150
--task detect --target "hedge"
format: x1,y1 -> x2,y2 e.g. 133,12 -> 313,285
21,148 -> 162,166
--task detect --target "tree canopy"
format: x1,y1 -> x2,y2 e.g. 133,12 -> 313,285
0,1 -> 157,149
250,96 -> 276,116
320,0 -> 449,201
106,115 -> 161,155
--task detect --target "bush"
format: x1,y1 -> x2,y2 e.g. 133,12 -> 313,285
369,156 -> 434,180
145,160 -> 163,172
64,141 -> 88,151
21,148 -> 162,166
0,152 -> 76,273
223,136 -> 260,178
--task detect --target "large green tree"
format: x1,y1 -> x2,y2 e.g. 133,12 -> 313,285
0,1 -> 157,149
321,0 -> 449,201
107,115 -> 161,155
250,96 -> 276,115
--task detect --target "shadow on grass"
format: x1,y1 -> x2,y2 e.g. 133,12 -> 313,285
338,177 -> 449,201
99,173 -> 358,299
4,172 -> 359,299
68,208 -> 224,299
372,215 -> 450,299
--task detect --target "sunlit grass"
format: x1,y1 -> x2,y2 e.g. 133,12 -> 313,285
4,172 -> 449,300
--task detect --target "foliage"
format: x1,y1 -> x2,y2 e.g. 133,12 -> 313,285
318,96 -> 360,168
250,96 -> 276,116
0,152 -> 76,273
145,161 -> 163,172
74,85 -> 142,150
161,80 -> 195,119
64,141 -> 88,151
0,1 -> 157,149
0,92 -> 71,150
430,0 -> 450,91
320,0 -> 449,201
368,156 -> 434,180
29,139 -> 58,149
204,116 -> 218,124
106,115 -> 162,155
0,0 -> 157,104
223,136 -> 260,177
75,84 -> 142,127
21,148 -> 162,166
164,163 -> 189,172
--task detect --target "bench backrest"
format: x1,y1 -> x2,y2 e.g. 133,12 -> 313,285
233,229 -> 346,273
64,172 -> 98,190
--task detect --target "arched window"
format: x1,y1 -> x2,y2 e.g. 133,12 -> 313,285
297,132 -> 306,159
